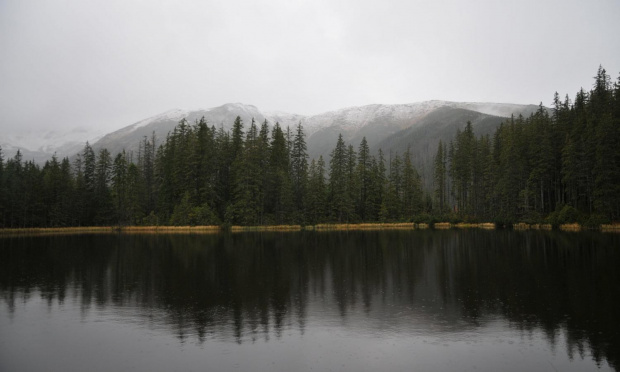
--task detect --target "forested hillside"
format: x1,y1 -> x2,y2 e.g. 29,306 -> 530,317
375,107 -> 507,189
434,66 -> 620,225
0,67 -> 618,228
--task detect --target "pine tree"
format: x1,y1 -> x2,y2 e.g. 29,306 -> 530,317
356,137 -> 372,220
402,147 -> 423,219
434,140 -> 446,213
329,134 -> 350,222
0,146 -> 5,227
306,157 -> 327,224
291,122 -> 308,222
346,144 -> 359,222
82,143 -> 97,225
127,162 -> 146,224
58,157 -> 74,226
42,155 -> 64,226
22,160 -> 44,227
257,120 -> 271,223
384,152 -> 403,220
94,148 -> 114,224
231,116 -> 244,162
213,126 -> 231,219
83,142 -> 96,193
449,122 -> 475,215
72,153 -> 87,226
267,123 -> 294,224
112,151 -> 129,225
138,133 -> 157,214
228,118 -> 262,225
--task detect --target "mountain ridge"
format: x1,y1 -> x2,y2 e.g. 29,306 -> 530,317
1,101 -> 544,163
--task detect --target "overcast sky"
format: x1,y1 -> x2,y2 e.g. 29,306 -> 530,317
1,0 -> 619,144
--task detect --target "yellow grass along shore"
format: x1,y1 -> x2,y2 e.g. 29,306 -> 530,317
2,222 -> 619,236
513,223 -> 553,230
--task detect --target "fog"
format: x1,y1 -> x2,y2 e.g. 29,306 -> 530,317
1,0 -> 619,150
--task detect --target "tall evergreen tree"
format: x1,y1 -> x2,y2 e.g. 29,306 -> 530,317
329,134 -> 351,222
383,152 -> 403,221
402,147 -> 423,219
346,144 -> 359,222
112,151 -> 129,225
356,137 -> 372,220
267,123 -> 294,224
291,122 -> 308,222
231,116 -> 245,162
434,140 -> 447,213
228,118 -> 262,224
0,146 -> 5,227
94,148 -> 114,224
306,157 -> 327,224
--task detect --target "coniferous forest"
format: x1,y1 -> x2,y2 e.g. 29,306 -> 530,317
0,66 -> 618,228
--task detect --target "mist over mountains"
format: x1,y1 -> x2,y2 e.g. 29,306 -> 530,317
2,101 -> 542,167
89,101 -> 541,162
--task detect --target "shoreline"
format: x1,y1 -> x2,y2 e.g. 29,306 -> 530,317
1,222 -> 618,236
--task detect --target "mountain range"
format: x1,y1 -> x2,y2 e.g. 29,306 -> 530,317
2,101 -> 543,177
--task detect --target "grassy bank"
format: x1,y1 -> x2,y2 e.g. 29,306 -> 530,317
0,225 -> 222,236
1,222 -> 619,236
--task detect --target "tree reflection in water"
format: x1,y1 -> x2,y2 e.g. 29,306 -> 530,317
1,230 -> 619,368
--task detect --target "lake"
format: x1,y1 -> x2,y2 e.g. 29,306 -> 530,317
1,230 -> 619,371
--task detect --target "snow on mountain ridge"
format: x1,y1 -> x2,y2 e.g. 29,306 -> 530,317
300,100 -> 542,134
128,108 -> 192,133
0,127 -> 104,158
114,100 -> 536,139
302,101 -> 451,133
2,100 -> 541,164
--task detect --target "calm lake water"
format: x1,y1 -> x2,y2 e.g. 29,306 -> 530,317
1,230 -> 619,371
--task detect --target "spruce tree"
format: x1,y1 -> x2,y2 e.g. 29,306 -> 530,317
329,134 -> 350,222
384,152 -> 403,220
306,157 -> 327,224
402,147 -> 423,219
291,122 -> 308,222
434,140 -> 446,213
267,123 -> 294,224
112,151 -> 129,225
228,118 -> 262,224
94,148 -> 114,224
346,144 -> 359,222
0,147 -> 6,227
356,137 -> 371,220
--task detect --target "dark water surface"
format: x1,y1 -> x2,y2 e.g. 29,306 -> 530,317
1,230 -> 619,371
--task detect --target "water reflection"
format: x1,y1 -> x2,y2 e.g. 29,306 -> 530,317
1,230 -> 619,369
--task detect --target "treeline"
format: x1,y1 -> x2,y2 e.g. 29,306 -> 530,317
0,116 -> 426,228
0,66 -> 618,228
435,66 -> 620,225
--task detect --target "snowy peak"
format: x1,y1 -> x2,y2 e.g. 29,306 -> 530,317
302,100 -> 540,132
0,127 -> 103,163
123,108 -> 192,134
303,101 -> 450,133
87,100 -> 543,161
216,102 -> 260,113
1,100 -> 542,164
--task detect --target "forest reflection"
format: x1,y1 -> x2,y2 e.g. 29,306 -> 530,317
1,230 -> 619,368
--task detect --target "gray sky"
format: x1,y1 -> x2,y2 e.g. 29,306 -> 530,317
1,0 -> 620,146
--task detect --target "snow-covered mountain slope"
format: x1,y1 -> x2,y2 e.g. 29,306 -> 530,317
300,101 -> 540,135
376,107 -> 507,189
1,100 -> 542,164
0,128 -> 103,163
90,103 -> 302,157
91,100 -> 543,160
300,101 -> 541,159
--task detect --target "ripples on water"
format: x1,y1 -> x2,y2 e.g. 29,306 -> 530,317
0,230 -> 618,371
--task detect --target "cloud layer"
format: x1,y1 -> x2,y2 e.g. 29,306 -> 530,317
1,0 -> 619,140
